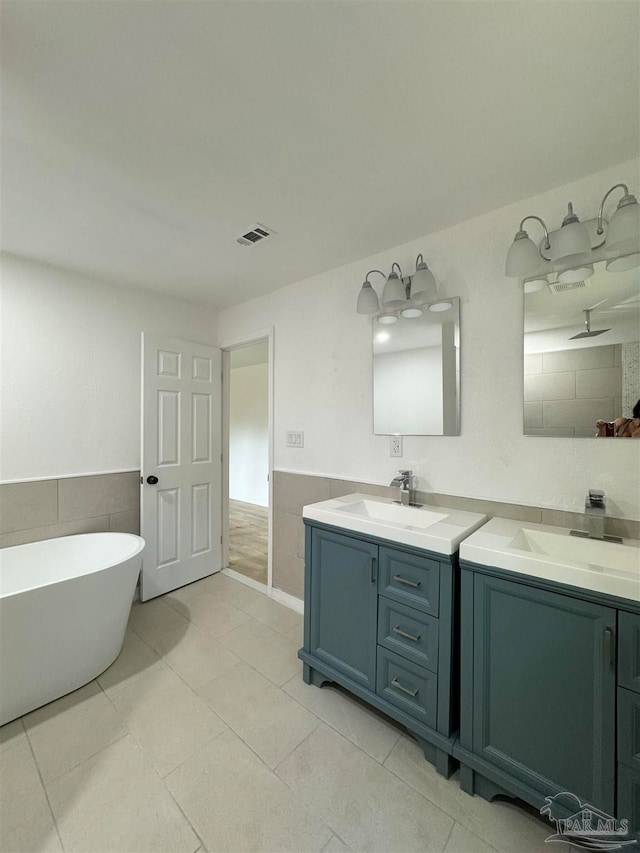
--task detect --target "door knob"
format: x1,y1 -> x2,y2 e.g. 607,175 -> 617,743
146,475 -> 159,485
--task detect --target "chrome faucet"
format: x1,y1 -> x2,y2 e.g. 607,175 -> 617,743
390,470 -> 421,507
570,489 -> 622,543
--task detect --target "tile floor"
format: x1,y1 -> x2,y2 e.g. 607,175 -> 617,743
0,572 -> 556,853
228,500 -> 269,585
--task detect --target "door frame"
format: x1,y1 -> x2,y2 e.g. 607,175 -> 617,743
220,326 -> 274,591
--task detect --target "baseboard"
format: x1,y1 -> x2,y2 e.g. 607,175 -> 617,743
222,567 -> 268,594
269,586 -> 304,614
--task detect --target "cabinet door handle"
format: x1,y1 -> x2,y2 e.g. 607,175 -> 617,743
392,626 -> 420,643
370,557 -> 377,584
393,574 -> 420,589
604,627 -> 615,669
391,678 -> 418,698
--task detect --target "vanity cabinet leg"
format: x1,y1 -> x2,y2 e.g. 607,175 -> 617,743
460,765 -> 513,802
435,749 -> 456,779
303,664 -> 333,689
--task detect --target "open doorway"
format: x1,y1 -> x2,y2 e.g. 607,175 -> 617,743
221,334 -> 272,590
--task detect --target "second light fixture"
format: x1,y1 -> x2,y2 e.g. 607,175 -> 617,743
356,254 -> 444,321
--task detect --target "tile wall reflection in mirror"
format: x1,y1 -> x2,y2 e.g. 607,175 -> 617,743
524,264 -> 639,437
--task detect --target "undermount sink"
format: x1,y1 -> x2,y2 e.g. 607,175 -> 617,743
302,493 -> 487,555
461,517 -> 640,603
336,499 -> 447,530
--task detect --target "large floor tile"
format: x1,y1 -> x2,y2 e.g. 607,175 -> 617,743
202,571 -> 268,610
168,592 -> 253,638
166,728 -> 333,852
0,815 -> 63,853
322,834 -> 352,852
0,717 -> 26,754
128,598 -> 192,653
24,681 -> 127,782
219,618 -> 302,686
109,667 -> 226,776
162,623 -> 241,689
283,675 -> 402,764
47,735 -> 199,853
285,621 -> 304,647
276,724 -> 454,852
97,629 -> 167,696
0,737 -> 56,846
239,594 -> 303,635
199,662 -> 319,768
444,822 -> 498,853
383,735 -> 551,853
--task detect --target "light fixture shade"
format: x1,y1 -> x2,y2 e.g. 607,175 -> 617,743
606,195 -> 640,257
557,264 -> 594,284
551,204 -> 591,265
411,265 -> 437,303
505,231 -> 541,277
401,306 -> 423,318
606,252 -> 640,272
356,282 -> 380,314
523,276 -> 548,293
377,313 -> 398,325
382,273 -> 406,308
428,300 -> 453,313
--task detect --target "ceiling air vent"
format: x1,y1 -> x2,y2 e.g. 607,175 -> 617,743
236,223 -> 276,246
548,281 -> 586,294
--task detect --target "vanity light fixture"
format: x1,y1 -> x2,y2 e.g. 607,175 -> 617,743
382,263 -> 406,308
505,182 -> 640,287
597,183 -> 640,272
356,254 -> 441,320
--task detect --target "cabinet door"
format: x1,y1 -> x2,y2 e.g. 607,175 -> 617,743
619,612 -> 640,694
473,574 -> 615,813
309,528 -> 378,690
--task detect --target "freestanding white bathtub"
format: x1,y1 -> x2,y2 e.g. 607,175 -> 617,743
0,532 -> 144,725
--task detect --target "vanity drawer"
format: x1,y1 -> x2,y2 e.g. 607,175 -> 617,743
378,546 -> 440,616
619,687 -> 640,773
376,646 -> 437,726
377,597 -> 439,672
619,612 -> 640,694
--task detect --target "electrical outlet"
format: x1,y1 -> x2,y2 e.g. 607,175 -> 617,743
390,436 -> 403,457
286,430 -> 304,448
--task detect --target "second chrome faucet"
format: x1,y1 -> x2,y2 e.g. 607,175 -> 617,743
389,470 -> 422,507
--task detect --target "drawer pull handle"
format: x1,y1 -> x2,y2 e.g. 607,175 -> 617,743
393,575 -> 420,589
391,678 -> 418,698
392,626 -> 420,643
370,557 -> 377,584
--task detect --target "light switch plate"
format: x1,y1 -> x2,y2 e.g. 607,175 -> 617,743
390,436 -> 403,457
286,430 -> 304,448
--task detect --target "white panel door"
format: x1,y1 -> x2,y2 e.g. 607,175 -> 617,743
140,334 -> 221,601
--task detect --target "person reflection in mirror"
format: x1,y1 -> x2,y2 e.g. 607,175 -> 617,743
596,400 -> 640,437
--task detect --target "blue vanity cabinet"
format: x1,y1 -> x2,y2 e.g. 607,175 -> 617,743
307,526 -> 378,691
618,612 -> 640,835
300,520 -> 459,777
457,561 -> 640,836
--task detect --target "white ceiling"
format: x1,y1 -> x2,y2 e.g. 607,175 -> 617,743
2,1 -> 639,309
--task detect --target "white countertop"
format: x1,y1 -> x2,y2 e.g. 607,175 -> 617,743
302,493 -> 487,555
460,516 -> 640,604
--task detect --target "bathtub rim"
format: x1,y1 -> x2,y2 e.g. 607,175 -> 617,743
0,532 -> 145,598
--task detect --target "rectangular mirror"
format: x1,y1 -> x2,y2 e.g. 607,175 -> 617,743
523,264 -> 639,437
373,297 -> 460,436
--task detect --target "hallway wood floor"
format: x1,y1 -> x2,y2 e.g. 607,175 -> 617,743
228,499 -> 268,585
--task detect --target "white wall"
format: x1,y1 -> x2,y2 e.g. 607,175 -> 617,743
0,254 -> 218,481
218,158 -> 640,520
229,362 -> 269,506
